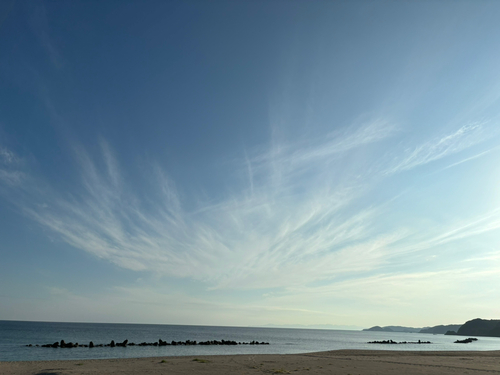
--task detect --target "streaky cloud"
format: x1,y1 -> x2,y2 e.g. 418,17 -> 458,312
440,147 -> 497,171
11,121 -> 398,289
385,122 -> 488,174
0,145 -> 25,186
0,116 -> 497,291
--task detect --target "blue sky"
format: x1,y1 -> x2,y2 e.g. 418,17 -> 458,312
1,0 -> 500,328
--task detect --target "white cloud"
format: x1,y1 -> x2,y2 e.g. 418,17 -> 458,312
0,147 -> 18,164
14,120 -> 396,290
264,265 -> 500,326
0,146 -> 24,186
1,119 -> 497,294
0,169 -> 25,186
385,122 -> 488,174
386,207 -> 500,262
440,147 -> 497,171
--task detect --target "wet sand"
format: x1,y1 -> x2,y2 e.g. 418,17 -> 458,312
1,350 -> 499,375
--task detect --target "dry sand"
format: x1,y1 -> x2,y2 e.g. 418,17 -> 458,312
1,350 -> 499,375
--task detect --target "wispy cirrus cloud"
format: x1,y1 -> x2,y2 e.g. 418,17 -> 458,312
271,266 -> 500,323
385,121 -> 489,174
0,145 -> 25,186
12,120 -> 398,290
0,170 -> 24,186
1,118 -> 497,292
441,147 -> 498,171
368,207 -> 500,268
0,147 -> 18,164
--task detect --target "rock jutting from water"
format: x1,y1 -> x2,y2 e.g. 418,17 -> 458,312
29,339 -> 270,348
454,337 -> 478,344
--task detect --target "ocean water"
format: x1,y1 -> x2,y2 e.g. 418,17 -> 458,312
1,320 -> 499,362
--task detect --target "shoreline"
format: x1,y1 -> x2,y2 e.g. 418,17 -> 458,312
2,349 -> 499,375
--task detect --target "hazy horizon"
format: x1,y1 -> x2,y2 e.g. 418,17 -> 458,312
0,318 -> 464,332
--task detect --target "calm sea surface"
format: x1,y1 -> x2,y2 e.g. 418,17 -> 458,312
1,320 -> 499,361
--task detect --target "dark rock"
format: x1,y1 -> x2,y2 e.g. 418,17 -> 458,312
116,339 -> 128,347
31,337 -> 269,349
455,337 -> 478,344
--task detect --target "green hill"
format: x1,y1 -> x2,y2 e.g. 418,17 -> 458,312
419,324 -> 462,334
457,318 -> 500,337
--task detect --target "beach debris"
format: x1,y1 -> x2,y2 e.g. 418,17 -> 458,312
454,337 -> 478,344
367,339 -> 432,344
28,338 -> 270,348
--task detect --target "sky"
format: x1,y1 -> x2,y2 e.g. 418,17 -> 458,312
1,0 -> 500,329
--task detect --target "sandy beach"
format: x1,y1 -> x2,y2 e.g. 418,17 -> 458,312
1,350 -> 499,375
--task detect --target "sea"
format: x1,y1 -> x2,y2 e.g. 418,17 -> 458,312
1,320 -> 499,362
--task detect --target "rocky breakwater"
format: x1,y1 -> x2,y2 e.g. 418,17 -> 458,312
368,339 -> 432,344
27,339 -> 270,348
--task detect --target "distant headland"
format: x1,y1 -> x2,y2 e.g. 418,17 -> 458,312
363,318 -> 500,338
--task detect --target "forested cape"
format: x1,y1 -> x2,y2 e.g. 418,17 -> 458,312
364,318 -> 500,337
